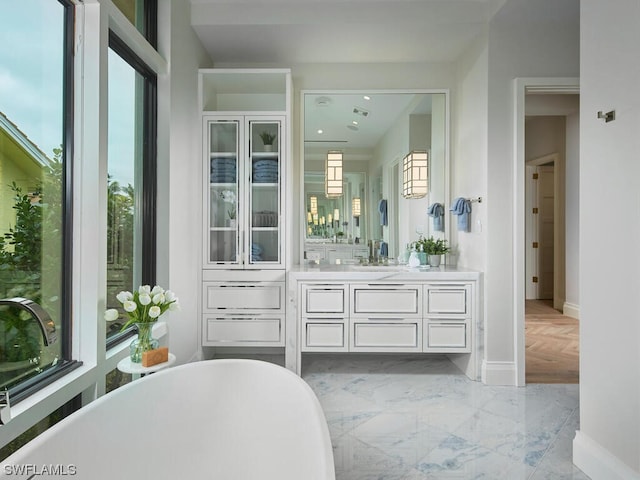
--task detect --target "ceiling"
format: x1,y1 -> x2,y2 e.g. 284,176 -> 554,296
303,92 -> 433,153
190,0 -> 506,65
188,0 -> 508,154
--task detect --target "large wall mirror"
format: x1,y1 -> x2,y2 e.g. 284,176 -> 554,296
301,90 -> 449,263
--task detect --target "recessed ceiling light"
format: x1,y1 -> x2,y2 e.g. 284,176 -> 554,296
352,120 -> 358,125
363,95 -> 371,101
317,129 -> 323,134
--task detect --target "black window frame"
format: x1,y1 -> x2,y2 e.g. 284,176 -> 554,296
105,31 -> 158,350
8,0 -> 80,405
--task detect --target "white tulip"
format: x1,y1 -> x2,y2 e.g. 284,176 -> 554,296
169,301 -> 180,311
116,291 -> 132,303
124,301 -> 137,312
139,285 -> 151,295
153,293 -> 165,305
104,309 -> 119,321
149,306 -> 161,318
139,293 -> 152,305
151,285 -> 164,296
164,290 -> 176,302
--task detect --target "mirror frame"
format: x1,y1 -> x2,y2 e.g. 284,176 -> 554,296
299,89 -> 450,264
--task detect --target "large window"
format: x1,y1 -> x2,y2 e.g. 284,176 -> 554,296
105,34 -> 157,343
0,0 -> 75,396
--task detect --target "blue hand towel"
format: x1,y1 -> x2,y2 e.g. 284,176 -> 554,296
427,202 -> 445,232
450,197 -> 472,232
379,241 -> 388,258
378,199 -> 388,226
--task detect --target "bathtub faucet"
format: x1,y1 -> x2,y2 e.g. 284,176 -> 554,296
0,297 -> 58,346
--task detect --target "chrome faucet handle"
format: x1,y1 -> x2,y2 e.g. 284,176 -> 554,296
0,297 -> 57,346
0,390 -> 10,425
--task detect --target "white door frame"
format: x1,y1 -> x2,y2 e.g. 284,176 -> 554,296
513,78 -> 579,386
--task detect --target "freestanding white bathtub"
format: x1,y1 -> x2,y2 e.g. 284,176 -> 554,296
1,359 -> 335,479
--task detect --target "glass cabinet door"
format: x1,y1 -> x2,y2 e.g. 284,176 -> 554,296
207,119 -> 241,265
248,120 -> 281,267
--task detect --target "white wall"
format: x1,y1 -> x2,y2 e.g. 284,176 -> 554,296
574,0 -> 640,477
157,0 -> 212,364
453,32 -> 488,272
483,0 -> 579,383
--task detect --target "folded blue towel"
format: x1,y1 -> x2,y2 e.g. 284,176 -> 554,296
449,197 -> 472,232
378,199 -> 388,226
210,175 -> 236,183
253,159 -> 278,165
380,241 -> 388,257
427,202 -> 445,232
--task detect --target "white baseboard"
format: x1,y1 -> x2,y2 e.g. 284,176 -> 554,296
573,431 -> 640,480
563,302 -> 580,319
481,360 -> 517,385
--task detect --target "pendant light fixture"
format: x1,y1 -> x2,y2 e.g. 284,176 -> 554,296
325,150 -> 343,198
402,150 -> 428,199
352,197 -> 361,226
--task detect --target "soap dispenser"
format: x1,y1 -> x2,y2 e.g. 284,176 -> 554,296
408,250 -> 420,268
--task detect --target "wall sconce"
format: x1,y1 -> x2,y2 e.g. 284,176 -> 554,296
402,150 -> 428,199
307,211 -> 312,223
313,213 -> 319,225
325,151 -> 343,198
333,208 -> 340,228
352,197 -> 361,226
327,213 -> 333,224
309,195 -> 318,215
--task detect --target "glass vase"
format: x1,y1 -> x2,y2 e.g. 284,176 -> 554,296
129,322 -> 159,363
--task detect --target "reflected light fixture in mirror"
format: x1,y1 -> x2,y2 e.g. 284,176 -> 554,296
325,150 -> 343,198
352,197 -> 361,226
309,195 -> 318,215
402,150 -> 429,199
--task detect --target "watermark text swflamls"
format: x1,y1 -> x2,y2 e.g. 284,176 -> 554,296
3,464 -> 77,477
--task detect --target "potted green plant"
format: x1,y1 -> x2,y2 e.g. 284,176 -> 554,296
259,131 -> 277,152
423,236 -> 450,267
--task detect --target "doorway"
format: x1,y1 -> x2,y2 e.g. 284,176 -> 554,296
525,153 -> 559,304
513,78 -> 580,386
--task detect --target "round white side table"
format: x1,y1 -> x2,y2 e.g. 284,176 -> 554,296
117,353 -> 176,379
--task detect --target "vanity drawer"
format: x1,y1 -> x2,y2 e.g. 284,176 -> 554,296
351,284 -> 421,317
303,285 -> 347,314
303,320 -> 347,351
351,321 -> 421,351
203,282 -> 284,312
424,321 -> 470,352
425,284 -> 470,316
204,315 -> 283,346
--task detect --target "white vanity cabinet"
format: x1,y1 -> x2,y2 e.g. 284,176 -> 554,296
301,284 -> 348,351
200,69 -> 291,348
423,283 -> 472,353
202,278 -> 286,346
350,284 -> 422,352
288,267 -> 482,379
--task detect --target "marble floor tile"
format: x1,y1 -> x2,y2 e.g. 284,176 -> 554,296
301,355 -> 589,480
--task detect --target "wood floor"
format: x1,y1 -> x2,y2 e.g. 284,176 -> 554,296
525,299 -> 579,384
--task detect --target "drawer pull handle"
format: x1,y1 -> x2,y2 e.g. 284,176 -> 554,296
367,317 -> 404,321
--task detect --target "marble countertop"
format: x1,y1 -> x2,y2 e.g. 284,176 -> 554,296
288,264 -> 482,282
